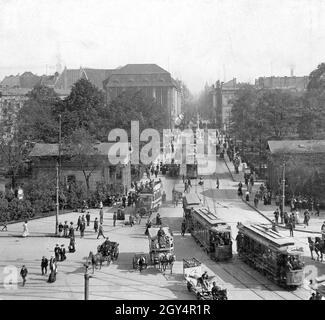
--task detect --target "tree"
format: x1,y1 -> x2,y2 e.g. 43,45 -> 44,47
296,63 -> 325,139
63,128 -> 103,194
56,79 -> 107,140
107,89 -> 168,135
17,85 -> 60,143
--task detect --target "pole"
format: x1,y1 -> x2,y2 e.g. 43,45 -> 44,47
84,265 -> 90,300
55,161 -> 59,235
282,160 -> 285,215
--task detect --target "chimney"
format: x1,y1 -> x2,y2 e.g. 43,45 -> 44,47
290,67 -> 294,77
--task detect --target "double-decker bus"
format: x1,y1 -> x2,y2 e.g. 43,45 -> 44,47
136,178 -> 162,213
236,223 -> 304,288
187,206 -> 232,261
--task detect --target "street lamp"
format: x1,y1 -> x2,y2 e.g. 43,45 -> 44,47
282,159 -> 286,214
84,263 -> 91,300
55,114 -> 62,236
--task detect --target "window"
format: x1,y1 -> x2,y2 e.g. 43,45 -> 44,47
67,175 -> 76,184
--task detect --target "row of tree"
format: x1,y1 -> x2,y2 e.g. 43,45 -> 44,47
228,63 -> 325,200
0,79 -> 171,190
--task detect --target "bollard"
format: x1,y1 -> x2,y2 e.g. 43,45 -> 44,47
84,264 -> 90,300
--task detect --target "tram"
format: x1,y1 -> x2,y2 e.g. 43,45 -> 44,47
236,223 -> 304,288
187,206 -> 233,261
136,178 -> 162,213
182,193 -> 201,219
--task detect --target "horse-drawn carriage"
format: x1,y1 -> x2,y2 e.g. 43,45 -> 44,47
183,258 -> 227,300
87,239 -> 120,273
147,226 -> 176,273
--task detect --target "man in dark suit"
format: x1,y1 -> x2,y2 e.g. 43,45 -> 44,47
41,256 -> 48,275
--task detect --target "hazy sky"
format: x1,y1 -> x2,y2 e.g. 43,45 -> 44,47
1,0 -> 325,94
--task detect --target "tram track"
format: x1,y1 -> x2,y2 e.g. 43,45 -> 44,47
197,176 -> 307,300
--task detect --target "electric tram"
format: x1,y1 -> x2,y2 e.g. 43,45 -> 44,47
187,206 -> 232,261
236,223 -> 304,288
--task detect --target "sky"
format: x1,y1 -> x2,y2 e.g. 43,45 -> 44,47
1,0 -> 325,94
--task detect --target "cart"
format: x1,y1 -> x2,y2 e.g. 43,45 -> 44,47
148,226 -> 175,273
183,258 -> 227,300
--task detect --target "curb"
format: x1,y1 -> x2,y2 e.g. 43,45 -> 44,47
242,198 -> 321,235
223,157 -> 321,235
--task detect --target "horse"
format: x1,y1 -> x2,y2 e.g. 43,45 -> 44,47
308,237 -> 325,262
315,237 -> 325,262
87,251 -> 104,273
136,255 -> 147,272
160,253 -> 176,274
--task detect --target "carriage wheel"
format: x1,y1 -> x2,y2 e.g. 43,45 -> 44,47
115,248 -> 119,260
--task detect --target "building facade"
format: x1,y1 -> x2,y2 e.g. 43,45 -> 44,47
29,143 -> 132,193
103,64 -> 182,129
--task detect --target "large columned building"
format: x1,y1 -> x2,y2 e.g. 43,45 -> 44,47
103,64 -> 182,129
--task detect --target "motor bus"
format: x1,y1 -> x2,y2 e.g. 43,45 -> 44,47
236,223 -> 304,288
187,206 -> 233,261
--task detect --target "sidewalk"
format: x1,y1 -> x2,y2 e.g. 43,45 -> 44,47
224,154 -> 324,235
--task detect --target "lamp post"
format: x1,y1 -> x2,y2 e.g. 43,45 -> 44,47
282,160 -> 286,215
55,114 -> 62,236
84,264 -> 91,300
55,161 -> 59,235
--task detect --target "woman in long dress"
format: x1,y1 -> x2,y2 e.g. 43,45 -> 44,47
22,221 -> 29,237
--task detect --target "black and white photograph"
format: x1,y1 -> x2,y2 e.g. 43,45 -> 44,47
0,0 -> 325,304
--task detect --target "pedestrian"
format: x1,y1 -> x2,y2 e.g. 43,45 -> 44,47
58,222 -> 63,237
181,220 -> 186,236
99,208 -> 104,225
20,265 -> 28,286
304,210 -> 310,227
113,212 -> 117,227
63,221 -> 69,238
254,195 -> 259,208
156,213 -> 161,225
274,208 -> 279,225
216,177 -> 219,189
97,223 -> 105,239
1,220 -> 7,231
129,214 -> 134,227
86,211 -> 90,227
76,216 -> 81,231
48,257 -> 57,283
80,221 -> 85,238
60,245 -> 66,261
245,191 -> 250,202
135,211 -> 141,224
289,221 -> 294,237
54,244 -> 60,261
68,237 -> 76,253
69,222 -> 75,238
81,215 -> 85,225
94,217 -> 99,233
99,201 -> 103,209
41,256 -> 48,275
22,220 -> 29,237
290,213 -> 296,229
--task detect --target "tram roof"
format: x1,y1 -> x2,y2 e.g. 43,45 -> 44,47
183,193 -> 201,206
192,206 -> 227,227
238,224 -> 295,248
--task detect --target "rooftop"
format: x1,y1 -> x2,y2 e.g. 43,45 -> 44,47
29,142 -> 129,162
268,140 -> 325,154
